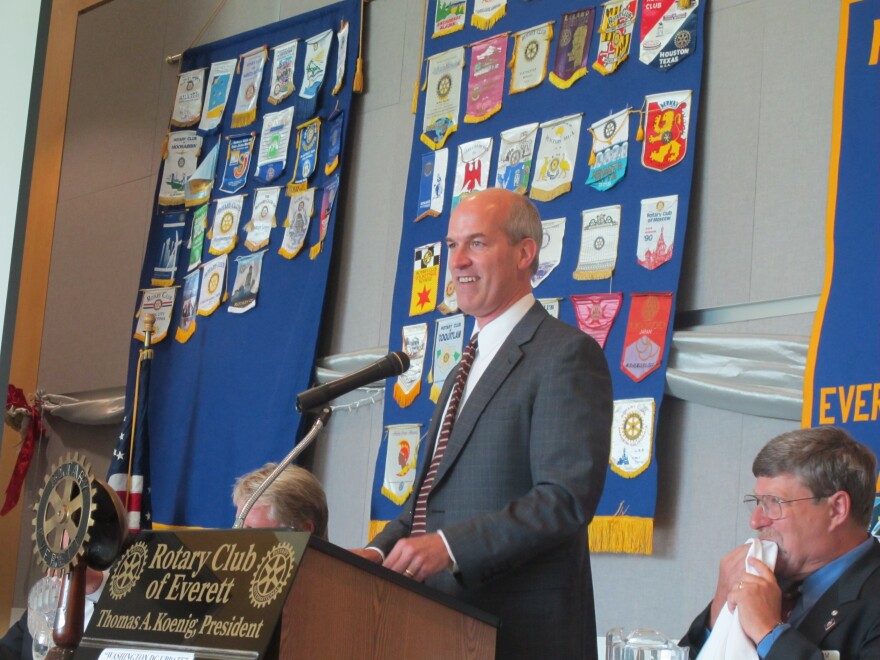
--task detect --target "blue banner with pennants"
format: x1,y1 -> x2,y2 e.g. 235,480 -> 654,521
804,0 -> 880,530
372,0 -> 706,554
119,1 -> 360,529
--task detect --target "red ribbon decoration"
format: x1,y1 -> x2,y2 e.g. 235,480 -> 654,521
2,385 -> 43,515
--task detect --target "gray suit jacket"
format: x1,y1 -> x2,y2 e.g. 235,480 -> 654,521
680,538 -> 880,660
372,303 -> 613,659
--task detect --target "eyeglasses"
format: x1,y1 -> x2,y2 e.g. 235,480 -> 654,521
743,493 -> 829,520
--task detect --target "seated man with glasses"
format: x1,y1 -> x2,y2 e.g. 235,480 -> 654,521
679,426 -> 880,659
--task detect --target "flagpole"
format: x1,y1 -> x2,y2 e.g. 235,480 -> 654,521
126,314 -> 154,511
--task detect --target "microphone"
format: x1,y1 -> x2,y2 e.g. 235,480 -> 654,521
296,351 -> 410,412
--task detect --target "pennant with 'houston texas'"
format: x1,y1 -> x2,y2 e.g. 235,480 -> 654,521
639,0 -> 700,72
410,241 -> 441,316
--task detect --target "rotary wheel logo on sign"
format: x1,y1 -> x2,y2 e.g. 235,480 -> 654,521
249,543 -> 296,608
110,541 -> 149,600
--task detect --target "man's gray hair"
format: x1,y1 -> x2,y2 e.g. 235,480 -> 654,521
233,463 -> 329,538
500,191 -> 543,275
753,426 -> 877,528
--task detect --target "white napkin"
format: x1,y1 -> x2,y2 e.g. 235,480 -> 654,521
696,538 -> 779,660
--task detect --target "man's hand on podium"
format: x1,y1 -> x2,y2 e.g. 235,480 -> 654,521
349,548 -> 383,563
383,533 -> 452,582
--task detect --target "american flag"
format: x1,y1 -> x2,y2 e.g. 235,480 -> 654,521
107,346 -> 153,533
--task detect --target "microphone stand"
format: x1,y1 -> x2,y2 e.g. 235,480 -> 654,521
233,405 -> 333,529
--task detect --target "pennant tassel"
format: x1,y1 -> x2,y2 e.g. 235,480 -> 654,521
231,108 -> 257,128
588,515 -> 654,555
1,387 -> 42,515
393,381 -> 420,408
175,320 -> 197,343
471,4 -> 506,30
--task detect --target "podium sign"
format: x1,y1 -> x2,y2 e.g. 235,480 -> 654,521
75,529 -> 308,659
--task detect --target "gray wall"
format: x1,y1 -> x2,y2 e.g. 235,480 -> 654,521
18,0 -> 840,639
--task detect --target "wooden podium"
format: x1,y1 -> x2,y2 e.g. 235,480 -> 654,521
276,537 -> 498,659
78,530 -> 497,659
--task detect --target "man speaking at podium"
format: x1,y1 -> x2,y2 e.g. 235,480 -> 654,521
353,189 -> 613,659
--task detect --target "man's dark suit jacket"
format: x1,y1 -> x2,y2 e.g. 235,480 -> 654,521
680,537 -> 880,659
371,303 -> 613,659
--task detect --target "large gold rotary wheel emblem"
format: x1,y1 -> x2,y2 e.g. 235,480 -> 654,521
249,543 -> 296,608
436,74 -> 452,99
622,411 -> 644,442
32,453 -> 96,571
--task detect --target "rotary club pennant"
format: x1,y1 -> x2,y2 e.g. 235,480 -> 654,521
410,241 -> 441,316
610,397 -> 655,478
324,109 -> 344,175
436,257 -> 458,314
592,0 -> 638,76
509,22 -> 554,94
430,315 -> 465,403
219,134 -> 255,194
255,107 -> 295,184
229,251 -> 265,314
288,117 -> 321,193
570,293 -> 623,348
472,0 -> 506,30
452,137 -> 493,208
175,270 -> 199,343
433,0 -> 466,37
208,195 -> 244,255
158,131 -> 201,207
585,108 -> 630,192
199,59 -> 236,134
621,292 -> 673,382
549,8 -> 595,89
151,213 -> 185,286
422,47 -> 465,149
296,29 -> 333,123
532,217 -> 565,289
244,187 -> 280,251
638,194 -> 677,270
641,90 -> 691,171
268,39 -> 298,105
170,68 -> 205,127
332,21 -> 349,95
310,172 -> 340,260
134,288 -> 176,344
186,142 -> 219,208
197,254 -> 228,317
574,205 -> 621,280
382,424 -> 423,504
416,148 -> 448,221
496,122 -> 538,195
538,298 -> 562,318
530,114 -> 582,202
187,205 -> 208,272
231,46 -> 268,128
464,33 -> 507,123
279,188 -> 315,259
395,323 -> 428,407
639,0 -> 700,72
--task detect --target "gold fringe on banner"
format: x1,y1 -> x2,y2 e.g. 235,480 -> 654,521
287,181 -> 308,196
588,515 -> 654,555
309,242 -> 323,259
393,381 -> 419,408
549,67 -> 586,89
231,108 -> 256,128
368,520 -> 389,542
464,102 -> 501,124
573,269 -> 612,281
381,485 -> 411,506
471,5 -> 506,30
353,0 -> 366,92
175,321 -> 196,344
529,182 -> 570,202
